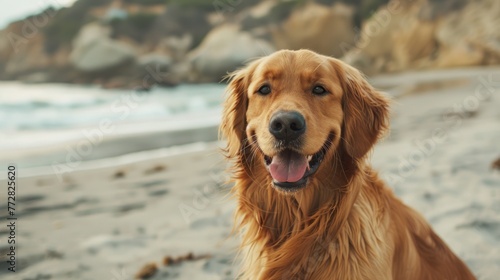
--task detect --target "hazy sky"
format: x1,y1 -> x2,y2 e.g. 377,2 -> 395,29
0,0 -> 76,28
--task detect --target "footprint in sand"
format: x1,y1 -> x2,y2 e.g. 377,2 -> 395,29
17,194 -> 45,203
491,157 -> 500,170
144,164 -> 168,175
137,180 -> 168,188
148,189 -> 169,197
113,170 -> 127,179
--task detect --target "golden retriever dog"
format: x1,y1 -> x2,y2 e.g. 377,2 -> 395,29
220,49 -> 476,280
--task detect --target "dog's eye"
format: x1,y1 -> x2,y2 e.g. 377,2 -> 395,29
312,85 -> 328,95
257,85 -> 271,95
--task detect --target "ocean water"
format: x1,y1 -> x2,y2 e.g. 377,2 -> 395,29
0,82 -> 225,152
0,82 -> 225,131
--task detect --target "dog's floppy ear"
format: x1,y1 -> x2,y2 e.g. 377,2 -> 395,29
220,67 -> 250,160
332,59 -> 390,159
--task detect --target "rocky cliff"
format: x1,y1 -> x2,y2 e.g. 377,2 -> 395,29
0,0 -> 498,88
344,0 -> 500,74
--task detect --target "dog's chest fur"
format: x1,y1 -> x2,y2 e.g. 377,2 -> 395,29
234,169 -> 395,280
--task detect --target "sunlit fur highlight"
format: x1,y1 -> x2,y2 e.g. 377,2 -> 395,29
220,49 -> 475,280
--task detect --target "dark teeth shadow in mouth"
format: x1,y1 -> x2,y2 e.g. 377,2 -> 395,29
266,132 -> 335,192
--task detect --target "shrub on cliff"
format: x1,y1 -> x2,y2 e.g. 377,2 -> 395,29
145,3 -> 210,50
110,13 -> 159,42
43,0 -> 112,54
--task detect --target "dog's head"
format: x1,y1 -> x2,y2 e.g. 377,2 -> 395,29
221,49 -> 389,193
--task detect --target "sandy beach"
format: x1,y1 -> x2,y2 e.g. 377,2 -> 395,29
1,67 -> 499,280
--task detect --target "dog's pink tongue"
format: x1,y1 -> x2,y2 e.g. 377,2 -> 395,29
269,150 -> 308,183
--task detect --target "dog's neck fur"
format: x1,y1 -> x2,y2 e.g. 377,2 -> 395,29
233,149 -> 385,279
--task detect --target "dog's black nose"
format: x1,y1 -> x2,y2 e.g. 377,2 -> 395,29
269,111 -> 306,141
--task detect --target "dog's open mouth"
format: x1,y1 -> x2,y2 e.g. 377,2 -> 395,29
263,133 -> 334,192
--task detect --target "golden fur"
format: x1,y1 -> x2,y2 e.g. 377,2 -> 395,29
220,49 -> 475,280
